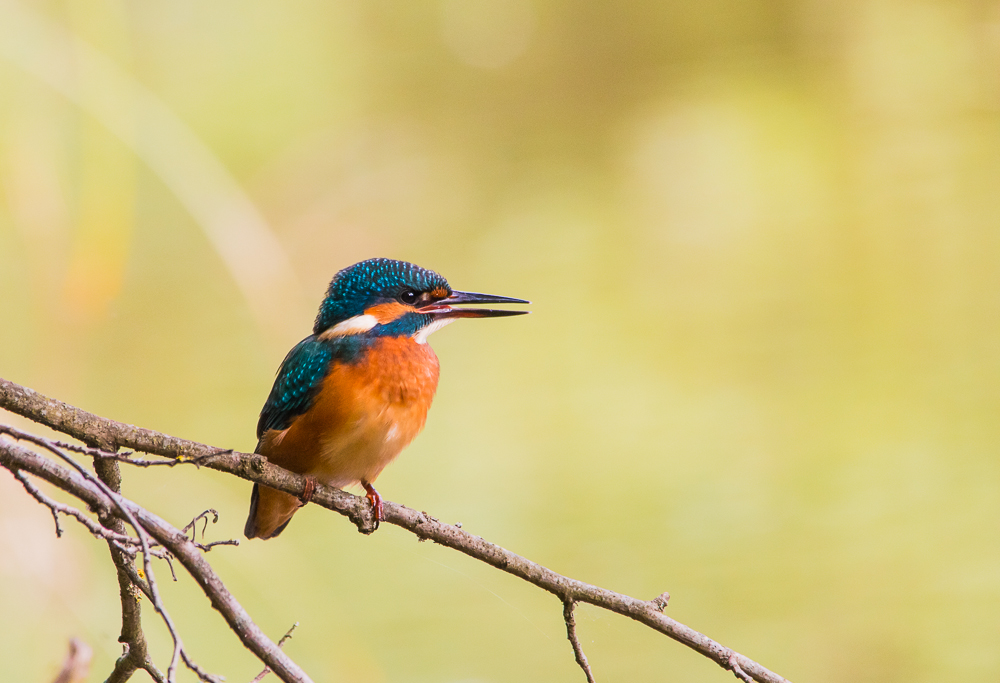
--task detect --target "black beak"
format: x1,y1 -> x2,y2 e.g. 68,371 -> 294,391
419,290 -> 530,319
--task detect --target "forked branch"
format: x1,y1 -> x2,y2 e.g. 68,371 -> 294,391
0,378 -> 790,683
0,431 -> 312,683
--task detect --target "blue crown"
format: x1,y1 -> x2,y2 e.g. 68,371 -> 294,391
314,258 -> 451,333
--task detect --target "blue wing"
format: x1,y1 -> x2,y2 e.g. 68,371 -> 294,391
256,336 -> 334,441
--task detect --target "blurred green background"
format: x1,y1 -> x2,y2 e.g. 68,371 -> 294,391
2,0 -> 1000,681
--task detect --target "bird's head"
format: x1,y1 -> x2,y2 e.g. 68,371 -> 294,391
314,258 -> 528,342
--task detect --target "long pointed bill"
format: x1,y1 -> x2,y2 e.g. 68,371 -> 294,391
419,290 -> 530,319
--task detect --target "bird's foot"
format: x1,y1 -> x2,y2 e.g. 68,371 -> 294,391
298,475 -> 317,507
362,482 -> 383,530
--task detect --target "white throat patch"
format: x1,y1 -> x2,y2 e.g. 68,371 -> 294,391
319,314 -> 378,340
413,317 -> 456,344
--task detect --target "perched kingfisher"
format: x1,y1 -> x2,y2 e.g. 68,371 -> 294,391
244,258 -> 529,539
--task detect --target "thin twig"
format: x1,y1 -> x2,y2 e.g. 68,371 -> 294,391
13,470 -> 63,536
52,439 -> 133,458
183,509 -> 219,539
182,509 -> 241,552
52,638 -> 92,683
250,623 -> 300,683
197,538 -> 241,551
11,470 -> 172,562
728,654 -> 755,683
276,623 -> 299,648
95,451 -> 221,468
56,437 -> 219,468
563,600 -> 596,683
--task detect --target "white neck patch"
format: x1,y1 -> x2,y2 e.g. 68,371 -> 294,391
319,314 -> 378,340
413,317 -> 456,344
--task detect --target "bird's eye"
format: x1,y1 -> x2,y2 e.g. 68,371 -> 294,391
399,289 -> 419,305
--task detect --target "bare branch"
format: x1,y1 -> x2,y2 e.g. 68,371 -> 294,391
728,654 -> 756,683
174,508 -> 240,552
563,601 -> 596,683
0,435 -> 313,683
56,437 -> 218,468
0,377 -> 791,683
250,623 -> 300,683
90,448 -> 160,683
197,538 -> 241,552
13,470 -> 63,536
95,451 -> 221,468
52,439 -> 133,458
183,509 -> 220,539
1,426 -> 203,683
12,469 -> 168,561
52,638 -> 92,683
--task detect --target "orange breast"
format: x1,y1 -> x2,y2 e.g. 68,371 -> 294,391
259,336 -> 440,488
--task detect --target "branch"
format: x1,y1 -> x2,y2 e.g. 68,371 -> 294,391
90,445 -> 164,683
0,434 -> 312,683
38,440 -> 167,627
0,377 -> 791,683
12,469 -> 171,562
52,638 -> 92,683
562,600 -> 596,683
5,426 -> 202,682
250,623 -> 299,683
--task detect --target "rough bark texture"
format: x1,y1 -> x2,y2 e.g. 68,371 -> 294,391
0,378 -> 790,683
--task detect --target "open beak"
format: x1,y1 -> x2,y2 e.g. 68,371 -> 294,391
419,290 -> 530,319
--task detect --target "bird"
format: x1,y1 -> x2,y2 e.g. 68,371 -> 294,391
244,258 -> 529,540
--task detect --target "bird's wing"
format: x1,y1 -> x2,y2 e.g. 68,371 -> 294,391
256,336 -> 334,441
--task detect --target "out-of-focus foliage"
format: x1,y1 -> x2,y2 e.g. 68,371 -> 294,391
2,1 -> 1000,681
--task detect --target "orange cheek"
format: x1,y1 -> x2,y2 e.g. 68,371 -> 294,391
365,302 -> 414,323
430,287 -> 450,299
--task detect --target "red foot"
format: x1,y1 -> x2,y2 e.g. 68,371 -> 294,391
362,482 -> 383,530
299,476 -> 317,506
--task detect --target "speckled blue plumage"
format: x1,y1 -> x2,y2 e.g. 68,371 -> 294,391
314,258 -> 450,334
256,338 -> 332,439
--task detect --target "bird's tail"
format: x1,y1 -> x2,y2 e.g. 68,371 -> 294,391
244,482 -> 299,539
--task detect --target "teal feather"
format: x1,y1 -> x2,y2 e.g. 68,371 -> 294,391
255,335 -> 381,441
256,337 -> 333,440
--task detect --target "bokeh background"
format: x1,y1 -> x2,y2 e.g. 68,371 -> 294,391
2,1 -> 1000,681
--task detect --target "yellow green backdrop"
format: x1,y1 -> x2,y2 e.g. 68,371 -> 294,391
2,1 -> 1000,681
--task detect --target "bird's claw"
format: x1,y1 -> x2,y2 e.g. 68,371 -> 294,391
298,475 -> 317,507
362,482 -> 383,530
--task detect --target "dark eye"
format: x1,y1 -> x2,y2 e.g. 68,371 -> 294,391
399,289 -> 418,305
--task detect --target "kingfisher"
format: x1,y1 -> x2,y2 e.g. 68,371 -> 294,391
244,258 -> 529,540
